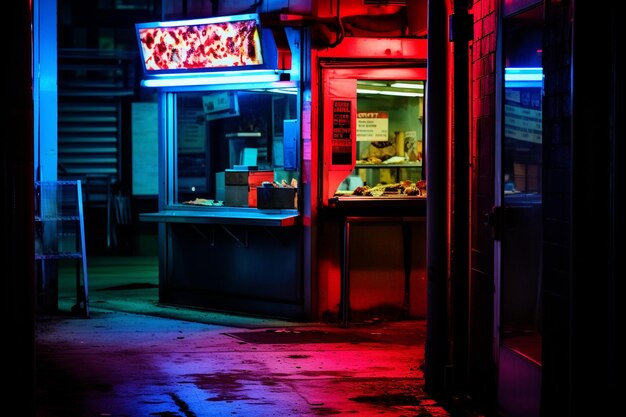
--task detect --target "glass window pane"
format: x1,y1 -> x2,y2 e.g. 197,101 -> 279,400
174,90 -> 298,204
500,5 -> 543,364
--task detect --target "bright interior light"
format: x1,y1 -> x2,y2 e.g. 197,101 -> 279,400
357,88 -> 423,97
504,67 -> 543,88
251,87 -> 299,95
504,67 -> 543,81
504,73 -> 543,82
142,70 -> 286,88
390,82 -> 424,89
356,81 -> 388,87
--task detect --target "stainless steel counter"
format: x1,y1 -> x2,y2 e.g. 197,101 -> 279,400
140,206 -> 299,227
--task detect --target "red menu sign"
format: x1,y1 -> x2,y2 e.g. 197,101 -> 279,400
332,100 -> 352,165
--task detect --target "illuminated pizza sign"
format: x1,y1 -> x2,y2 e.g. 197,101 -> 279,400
136,14 -> 267,74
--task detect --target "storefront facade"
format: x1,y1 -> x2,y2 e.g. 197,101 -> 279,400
19,1 -> 620,416
138,3 -> 431,323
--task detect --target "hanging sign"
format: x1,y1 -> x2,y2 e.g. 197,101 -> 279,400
331,100 -> 352,165
136,14 -> 264,74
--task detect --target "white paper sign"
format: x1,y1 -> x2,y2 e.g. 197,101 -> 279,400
132,102 -> 158,196
357,111 -> 389,141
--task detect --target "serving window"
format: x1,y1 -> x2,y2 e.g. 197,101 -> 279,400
335,79 -> 426,197
169,88 -> 299,205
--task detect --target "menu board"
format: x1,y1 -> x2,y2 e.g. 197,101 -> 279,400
332,100 -> 352,165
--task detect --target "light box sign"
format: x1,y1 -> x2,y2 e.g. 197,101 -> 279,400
136,14 -> 270,75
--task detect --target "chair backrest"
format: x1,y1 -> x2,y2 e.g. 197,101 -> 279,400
114,194 -> 131,225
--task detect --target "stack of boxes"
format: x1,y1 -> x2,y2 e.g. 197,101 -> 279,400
223,169 -> 274,207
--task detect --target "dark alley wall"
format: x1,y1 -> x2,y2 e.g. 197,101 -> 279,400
3,2 -> 36,415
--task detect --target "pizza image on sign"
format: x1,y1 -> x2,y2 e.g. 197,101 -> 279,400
138,17 -> 264,71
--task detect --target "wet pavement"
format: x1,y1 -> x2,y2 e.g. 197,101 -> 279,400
34,257 -> 472,417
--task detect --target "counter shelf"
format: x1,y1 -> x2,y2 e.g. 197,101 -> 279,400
140,206 -> 299,227
354,162 -> 423,169
328,195 -> 426,216
140,204 -> 302,317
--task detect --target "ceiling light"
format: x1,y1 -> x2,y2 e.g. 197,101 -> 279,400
390,82 -> 424,89
357,88 -> 423,97
142,70 -> 290,88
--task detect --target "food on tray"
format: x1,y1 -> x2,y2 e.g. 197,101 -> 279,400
357,135 -> 423,165
415,180 -> 427,197
404,185 -> 420,196
382,156 -> 406,164
360,141 -> 396,161
182,198 -> 223,206
348,180 -> 427,197
357,156 -> 383,164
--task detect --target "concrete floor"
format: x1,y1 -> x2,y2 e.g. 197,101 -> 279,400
34,256 -> 471,417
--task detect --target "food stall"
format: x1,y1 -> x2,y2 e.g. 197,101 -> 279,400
137,13 -> 309,319
312,38 -> 429,325
136,9 -> 429,323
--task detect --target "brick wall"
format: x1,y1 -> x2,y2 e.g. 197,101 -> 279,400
467,0 -> 497,407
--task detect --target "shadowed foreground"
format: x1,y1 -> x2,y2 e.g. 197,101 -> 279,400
35,257 -> 475,416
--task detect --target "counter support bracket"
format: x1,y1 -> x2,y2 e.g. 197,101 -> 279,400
189,224 -> 215,246
220,225 -> 248,247
263,226 -> 290,246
